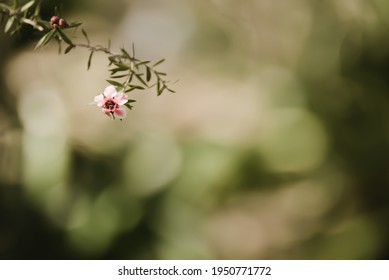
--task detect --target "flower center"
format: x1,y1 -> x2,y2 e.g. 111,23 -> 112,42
104,100 -> 117,111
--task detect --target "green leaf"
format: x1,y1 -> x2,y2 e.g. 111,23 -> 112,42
10,24 -> 21,36
124,103 -> 133,110
106,79 -> 124,88
153,58 -> 165,67
57,39 -> 62,54
81,28 -> 89,45
87,50 -> 94,70
108,55 -> 121,63
56,28 -> 74,46
134,73 -> 147,87
131,85 -> 145,90
110,74 -> 128,79
146,66 -> 152,82
124,100 -> 136,110
125,85 -> 145,93
156,80 -> 169,96
36,19 -> 49,29
67,22 -> 82,29
20,0 -> 34,12
156,79 -> 161,95
135,60 -> 150,67
33,1 -> 40,17
166,87 -> 176,93
64,44 -> 73,54
116,63 -> 130,70
35,29 -> 55,49
0,3 -> 11,11
132,43 -> 135,57
158,87 -> 165,96
121,48 -> 131,59
109,65 -> 130,73
128,72 -> 134,83
4,17 -> 14,33
109,68 -> 123,75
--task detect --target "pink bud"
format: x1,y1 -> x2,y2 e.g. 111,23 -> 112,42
50,16 -> 59,27
59,18 -> 68,28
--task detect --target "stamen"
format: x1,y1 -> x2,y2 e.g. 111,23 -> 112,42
104,100 -> 117,111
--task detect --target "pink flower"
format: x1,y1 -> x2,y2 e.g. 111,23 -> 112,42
94,85 -> 128,120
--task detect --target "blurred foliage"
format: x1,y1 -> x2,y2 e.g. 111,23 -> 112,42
1,0 -> 389,260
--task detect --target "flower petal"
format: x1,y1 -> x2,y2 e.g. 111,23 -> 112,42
94,94 -> 105,106
116,91 -> 129,105
103,109 -> 112,118
113,107 -> 127,119
103,85 -> 117,99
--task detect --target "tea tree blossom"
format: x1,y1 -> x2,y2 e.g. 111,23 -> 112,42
94,86 -> 129,120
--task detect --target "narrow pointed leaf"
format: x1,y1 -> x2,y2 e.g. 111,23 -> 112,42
156,79 -> 161,95
4,17 -> 14,33
56,28 -> 74,46
135,60 -> 150,67
33,1 -> 40,17
124,103 -> 133,110
81,28 -> 89,45
110,74 -> 128,79
57,39 -> 62,54
166,87 -> 176,93
158,85 -> 166,96
116,64 -> 130,70
35,29 -> 55,49
108,55 -> 121,63
109,66 -> 129,73
124,100 -> 136,110
131,85 -> 145,90
146,66 -> 151,82
21,0 -> 34,12
65,44 -> 73,54
0,3 -> 11,11
106,79 -> 124,88
135,73 -> 147,87
126,73 -> 134,84
125,85 -> 144,93
121,48 -> 131,59
153,58 -> 165,67
87,50 -> 94,70
67,22 -> 82,28
10,23 -> 21,35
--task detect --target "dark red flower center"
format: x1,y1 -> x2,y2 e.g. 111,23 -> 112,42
103,100 -> 118,111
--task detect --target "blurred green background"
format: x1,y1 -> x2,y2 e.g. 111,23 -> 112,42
1,0 -> 389,259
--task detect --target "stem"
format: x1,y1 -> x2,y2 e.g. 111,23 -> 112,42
74,43 -> 113,55
123,71 -> 133,89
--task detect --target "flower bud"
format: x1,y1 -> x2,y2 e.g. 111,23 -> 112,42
50,16 -> 60,27
59,18 -> 68,28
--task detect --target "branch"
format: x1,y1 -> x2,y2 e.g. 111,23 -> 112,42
1,0 -> 176,117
